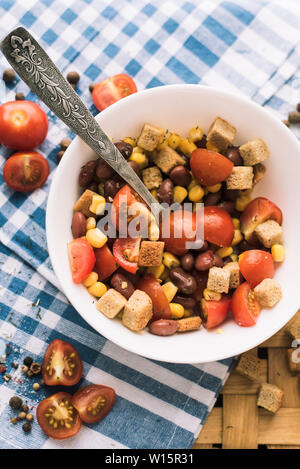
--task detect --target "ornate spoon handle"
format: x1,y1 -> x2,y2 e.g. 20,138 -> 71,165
0,27 -> 160,220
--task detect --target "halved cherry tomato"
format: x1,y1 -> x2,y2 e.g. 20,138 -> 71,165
137,274 -> 171,321
113,237 -> 141,274
37,392 -> 82,440
71,385 -> 116,424
111,184 -> 149,233
201,295 -> 231,329
160,210 -> 197,256
68,238 -> 95,284
42,339 -> 83,386
92,74 -> 137,112
203,206 -> 234,247
239,249 -> 274,288
0,100 -> 48,150
190,148 -> 234,186
94,244 -> 118,281
232,282 -> 261,327
240,197 -> 283,241
3,151 -> 50,192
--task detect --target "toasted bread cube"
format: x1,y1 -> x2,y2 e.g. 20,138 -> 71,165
254,220 -> 283,248
153,146 -> 186,174
96,289 -> 127,319
239,138 -> 270,166
253,163 -> 266,185
137,124 -> 165,151
74,189 -> 98,218
142,166 -> 163,190
177,316 -> 202,332
207,117 -> 236,151
257,383 -> 284,413
285,315 -> 300,340
254,278 -> 282,308
287,348 -> 300,374
223,262 -> 240,289
207,267 -> 230,294
122,289 -> 153,331
226,166 -> 253,190
138,241 -> 164,267
235,352 -> 262,381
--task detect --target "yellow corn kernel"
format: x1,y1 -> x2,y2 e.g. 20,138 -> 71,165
230,253 -> 238,262
97,182 -> 105,196
123,137 -> 136,147
188,178 -> 198,190
232,218 -> 240,229
189,126 -> 203,142
232,229 -> 243,246
86,228 -> 107,248
132,146 -> 145,154
168,133 -> 181,149
188,185 -> 205,202
161,281 -> 178,302
83,272 -> 98,287
206,141 -> 220,152
148,221 -> 160,241
235,194 -> 251,212
88,282 -> 107,298
151,189 -> 158,200
163,252 -> 180,269
184,308 -> 193,317
271,244 -> 285,262
216,246 -> 233,258
203,289 -> 222,301
160,267 -> 169,282
147,264 -> 165,279
157,138 -> 168,150
89,194 -> 106,216
179,138 -> 197,156
86,217 -> 96,230
129,152 -> 148,169
207,183 -> 222,193
170,303 -> 185,319
173,186 -> 188,204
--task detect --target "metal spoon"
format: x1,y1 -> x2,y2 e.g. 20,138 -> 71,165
0,27 -> 161,222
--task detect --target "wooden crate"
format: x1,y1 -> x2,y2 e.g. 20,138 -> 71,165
194,310 -> 300,449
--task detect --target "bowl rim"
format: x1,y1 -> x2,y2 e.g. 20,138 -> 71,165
46,83 -> 300,363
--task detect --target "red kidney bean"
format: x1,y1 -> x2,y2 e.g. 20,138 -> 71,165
71,212 -> 86,238
169,166 -> 191,187
79,160 -> 97,187
157,178 -> 173,205
173,295 -> 196,309
180,253 -> 194,272
195,250 -> 215,271
96,159 -> 114,180
225,146 -> 243,166
213,253 -> 224,267
118,268 -> 140,285
218,201 -> 236,216
114,141 -> 133,159
193,270 -> 209,301
169,267 -> 197,294
104,179 -> 120,200
87,182 -> 98,193
222,188 -> 239,202
110,272 -> 134,299
149,319 -> 178,336
127,160 -> 139,174
204,191 -> 221,206
194,240 -> 208,252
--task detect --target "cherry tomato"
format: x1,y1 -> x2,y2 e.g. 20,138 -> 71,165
37,392 -> 82,440
203,206 -> 234,247
111,184 -> 149,233
71,385 -> 116,424
0,101 -> 48,150
201,295 -> 231,329
94,245 -> 118,281
232,281 -> 261,327
160,210 -> 197,256
240,197 -> 283,241
190,148 -> 234,186
113,237 -> 140,274
239,249 -> 274,288
68,238 -> 95,284
137,274 -> 171,321
42,339 -> 83,386
92,74 -> 137,111
3,151 -> 49,192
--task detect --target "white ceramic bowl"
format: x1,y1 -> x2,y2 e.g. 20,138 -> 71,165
46,84 -> 300,363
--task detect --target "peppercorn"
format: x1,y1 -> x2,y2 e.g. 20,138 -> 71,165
4,374 -> 11,382
18,411 -> 26,420
9,396 -> 22,410
89,83 -> 95,93
11,417 -> 17,425
30,362 -> 41,375
33,382 -> 40,391
21,365 -> 28,373
60,138 -> 71,151
26,413 -> 34,422
22,404 -> 29,413
3,68 -> 15,83
11,362 -> 19,369
288,111 -> 300,124
15,92 -> 25,100
23,356 -> 33,367
22,422 -> 31,433
282,119 -> 290,127
27,370 -> 33,378
67,71 -> 80,85
56,150 -> 64,163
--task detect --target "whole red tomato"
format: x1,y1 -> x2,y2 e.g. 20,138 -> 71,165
0,101 -> 48,150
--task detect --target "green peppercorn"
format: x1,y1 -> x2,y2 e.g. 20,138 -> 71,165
67,71 -> 80,85
9,396 -> 22,410
27,370 -> 33,378
11,417 -> 17,425
3,68 -> 15,83
22,422 -> 31,433
23,356 -> 33,367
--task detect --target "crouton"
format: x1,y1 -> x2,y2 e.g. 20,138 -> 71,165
254,278 -> 282,308
207,267 -> 230,294
142,166 -> 162,190
74,189 -> 98,217
122,289 -> 153,331
239,138 -> 270,166
226,166 -> 253,190
287,348 -> 300,374
177,316 -> 202,332
138,241 -> 164,267
96,289 -> 127,319
137,123 -> 165,151
285,314 -> 300,340
223,262 -> 240,289
235,352 -> 262,381
254,220 -> 283,248
206,117 -> 236,152
153,146 -> 186,174
253,163 -> 266,185
257,383 -> 284,413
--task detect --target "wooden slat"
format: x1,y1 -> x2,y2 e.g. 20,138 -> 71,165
195,408 -> 222,445
268,348 -> 300,408
258,409 -> 300,445
193,444 -> 214,449
222,360 -> 267,395
222,395 -> 258,449
267,445 -> 300,449
259,310 -> 300,348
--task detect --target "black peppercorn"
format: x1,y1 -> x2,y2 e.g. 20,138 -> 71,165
3,68 -> 15,83
15,92 -> 25,100
60,138 -> 71,151
22,422 -> 31,433
9,396 -> 23,410
67,71 -> 80,85
23,356 -> 33,367
89,83 -> 95,93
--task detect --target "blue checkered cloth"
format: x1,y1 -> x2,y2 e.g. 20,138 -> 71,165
0,0 -> 300,450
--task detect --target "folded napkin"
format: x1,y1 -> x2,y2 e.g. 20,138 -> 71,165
0,0 -> 300,449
